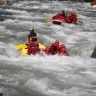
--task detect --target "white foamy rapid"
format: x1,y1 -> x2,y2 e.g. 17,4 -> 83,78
0,1 -> 96,96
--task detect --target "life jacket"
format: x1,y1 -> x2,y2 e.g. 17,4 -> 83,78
27,37 -> 33,44
44,47 -> 52,55
57,45 -> 70,56
64,51 -> 70,56
57,49 -> 70,56
52,13 -> 65,21
49,43 -> 59,55
28,37 -> 33,42
69,14 -> 77,24
65,15 -> 71,23
31,47 -> 40,55
33,42 -> 39,48
91,0 -> 96,5
52,16 -> 57,20
28,47 -> 40,55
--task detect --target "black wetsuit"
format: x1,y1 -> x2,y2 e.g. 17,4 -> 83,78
62,13 -> 66,18
28,32 -> 37,42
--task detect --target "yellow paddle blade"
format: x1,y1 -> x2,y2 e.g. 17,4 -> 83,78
44,19 -> 52,22
39,43 -> 46,49
86,3 -> 91,6
77,20 -> 83,24
15,44 -> 27,50
20,48 -> 28,56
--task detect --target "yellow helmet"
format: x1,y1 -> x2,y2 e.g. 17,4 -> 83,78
30,28 -> 34,31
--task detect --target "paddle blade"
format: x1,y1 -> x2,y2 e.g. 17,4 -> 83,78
86,3 -> 91,6
44,19 -> 52,22
20,48 -> 28,56
77,20 -> 83,24
15,44 -> 27,50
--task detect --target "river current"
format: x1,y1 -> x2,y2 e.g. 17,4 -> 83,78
0,0 -> 96,96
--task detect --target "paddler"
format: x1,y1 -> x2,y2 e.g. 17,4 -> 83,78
49,40 -> 60,55
26,28 -> 37,44
61,10 -> 66,18
52,11 -> 66,20
27,41 -> 40,55
69,12 -> 78,24
57,44 -> 70,56
91,0 -> 96,6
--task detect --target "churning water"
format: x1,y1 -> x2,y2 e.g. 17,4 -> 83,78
0,0 -> 96,96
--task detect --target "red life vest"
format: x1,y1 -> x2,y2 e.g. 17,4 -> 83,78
29,37 -> 33,41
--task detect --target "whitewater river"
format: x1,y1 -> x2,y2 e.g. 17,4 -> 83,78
0,0 -> 96,96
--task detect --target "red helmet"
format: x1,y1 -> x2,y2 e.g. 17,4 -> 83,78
29,37 -> 32,41
34,41 -> 38,45
57,12 -> 61,16
61,48 -> 65,51
71,12 -> 75,15
30,28 -> 34,31
45,47 -> 49,51
55,40 -> 59,44
61,44 -> 66,47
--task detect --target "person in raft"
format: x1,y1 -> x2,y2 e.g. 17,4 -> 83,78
27,41 -> 40,55
52,10 -> 66,20
49,40 -> 60,55
57,44 -> 70,56
91,0 -> 96,6
68,12 -> 78,25
26,28 -> 37,45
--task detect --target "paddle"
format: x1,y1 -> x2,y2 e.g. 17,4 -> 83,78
86,3 -> 91,6
44,19 -> 52,23
77,20 -> 83,24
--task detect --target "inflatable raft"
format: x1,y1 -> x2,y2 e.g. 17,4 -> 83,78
15,43 -> 46,56
52,19 -> 66,25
